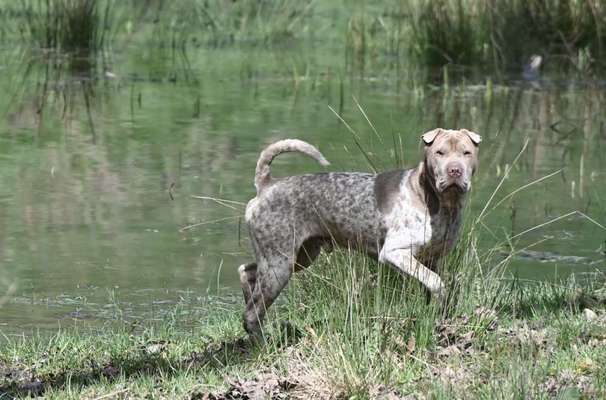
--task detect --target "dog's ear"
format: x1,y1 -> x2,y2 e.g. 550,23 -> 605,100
421,128 -> 444,145
461,129 -> 482,145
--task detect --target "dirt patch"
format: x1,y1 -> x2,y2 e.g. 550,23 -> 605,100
191,374 -> 416,400
191,373 -> 295,400
428,308 -> 500,392
0,360 -> 44,397
497,321 -> 556,355
435,307 -> 498,359
540,369 -> 598,398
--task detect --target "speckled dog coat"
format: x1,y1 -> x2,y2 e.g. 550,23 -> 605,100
239,129 -> 481,335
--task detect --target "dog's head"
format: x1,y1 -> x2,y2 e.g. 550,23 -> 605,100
421,128 -> 481,194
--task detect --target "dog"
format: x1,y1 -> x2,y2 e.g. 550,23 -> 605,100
239,128 -> 481,335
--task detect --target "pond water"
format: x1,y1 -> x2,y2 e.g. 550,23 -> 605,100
0,41 -> 605,334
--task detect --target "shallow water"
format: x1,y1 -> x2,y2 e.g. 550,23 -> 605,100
0,42 -> 605,334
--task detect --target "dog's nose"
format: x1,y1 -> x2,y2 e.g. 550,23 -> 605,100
447,163 -> 463,178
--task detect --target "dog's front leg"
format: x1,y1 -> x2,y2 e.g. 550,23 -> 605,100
379,245 -> 445,300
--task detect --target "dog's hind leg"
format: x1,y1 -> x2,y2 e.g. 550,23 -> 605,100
242,252 -> 293,336
238,262 -> 258,305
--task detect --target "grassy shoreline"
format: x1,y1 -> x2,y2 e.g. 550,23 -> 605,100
1,248 -> 605,399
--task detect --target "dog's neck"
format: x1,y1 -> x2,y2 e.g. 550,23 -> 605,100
411,162 -> 466,215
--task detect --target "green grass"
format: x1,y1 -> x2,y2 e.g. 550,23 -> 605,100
341,0 -> 606,71
17,0 -> 114,53
5,0 -> 606,71
1,235 -> 605,399
5,0 -> 313,52
407,0 -> 606,70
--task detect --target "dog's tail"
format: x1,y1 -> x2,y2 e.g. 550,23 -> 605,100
254,139 -> 330,194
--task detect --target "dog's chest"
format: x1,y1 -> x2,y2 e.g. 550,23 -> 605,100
418,208 -> 462,259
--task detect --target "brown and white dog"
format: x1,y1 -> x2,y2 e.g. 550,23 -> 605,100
239,129 -> 481,335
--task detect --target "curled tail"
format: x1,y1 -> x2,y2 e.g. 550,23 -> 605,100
254,139 -> 330,194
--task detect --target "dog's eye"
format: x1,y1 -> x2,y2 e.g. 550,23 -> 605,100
436,150 -> 444,156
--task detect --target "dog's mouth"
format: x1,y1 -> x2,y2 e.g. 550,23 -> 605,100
437,180 -> 469,194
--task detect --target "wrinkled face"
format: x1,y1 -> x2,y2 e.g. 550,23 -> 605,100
422,128 -> 481,194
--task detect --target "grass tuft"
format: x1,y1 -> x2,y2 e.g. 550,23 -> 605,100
19,0 -> 114,53
408,0 -> 606,69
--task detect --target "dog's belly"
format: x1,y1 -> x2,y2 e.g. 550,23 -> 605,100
321,215 -> 386,256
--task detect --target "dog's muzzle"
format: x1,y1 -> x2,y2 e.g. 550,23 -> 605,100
438,178 -> 470,193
